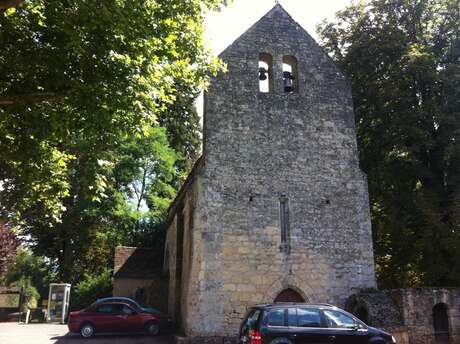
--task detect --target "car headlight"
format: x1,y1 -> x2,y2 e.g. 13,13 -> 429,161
391,335 -> 396,343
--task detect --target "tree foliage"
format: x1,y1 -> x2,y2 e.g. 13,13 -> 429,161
0,223 -> 19,276
71,268 -> 113,310
1,248 -> 56,300
319,0 -> 460,287
0,0 -> 227,281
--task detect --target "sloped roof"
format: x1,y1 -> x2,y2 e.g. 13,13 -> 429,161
114,247 -> 162,279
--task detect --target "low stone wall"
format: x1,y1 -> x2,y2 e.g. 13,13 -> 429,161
346,289 -> 404,328
398,288 -> 460,344
347,288 -> 460,344
387,326 -> 410,344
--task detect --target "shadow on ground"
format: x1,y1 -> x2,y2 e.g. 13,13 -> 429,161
51,333 -> 175,344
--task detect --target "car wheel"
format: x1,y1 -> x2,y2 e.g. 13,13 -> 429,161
270,338 -> 293,344
145,321 -> 160,336
80,323 -> 95,338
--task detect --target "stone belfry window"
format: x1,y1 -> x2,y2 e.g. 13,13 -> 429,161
259,53 -> 273,93
282,55 -> 298,93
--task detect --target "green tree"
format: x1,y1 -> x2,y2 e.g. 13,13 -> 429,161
0,223 -> 19,276
0,0 -> 227,281
71,268 -> 113,310
11,277 -> 40,309
158,83 -> 202,177
114,127 -> 178,216
319,0 -> 460,288
71,126 -> 178,279
1,248 -> 54,303
26,125 -> 179,282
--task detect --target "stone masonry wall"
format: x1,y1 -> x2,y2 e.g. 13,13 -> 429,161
347,288 -> 460,344
346,291 -> 409,344
165,215 -> 178,319
165,164 -> 203,334
178,5 -> 377,338
113,247 -> 167,312
399,288 -> 460,344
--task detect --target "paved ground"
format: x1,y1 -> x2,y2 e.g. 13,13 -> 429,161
0,323 -> 174,344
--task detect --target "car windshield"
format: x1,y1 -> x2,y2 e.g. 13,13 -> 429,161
323,310 -> 357,329
96,298 -> 141,309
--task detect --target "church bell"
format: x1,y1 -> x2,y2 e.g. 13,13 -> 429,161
259,67 -> 268,81
283,71 -> 295,92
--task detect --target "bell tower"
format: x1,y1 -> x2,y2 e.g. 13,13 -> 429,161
165,4 -> 377,339
200,2 -> 376,332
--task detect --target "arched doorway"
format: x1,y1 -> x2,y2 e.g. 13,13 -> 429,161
274,288 -> 305,303
433,303 -> 449,343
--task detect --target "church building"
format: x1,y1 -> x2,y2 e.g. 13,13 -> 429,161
114,5 -> 460,343
162,4 -> 376,340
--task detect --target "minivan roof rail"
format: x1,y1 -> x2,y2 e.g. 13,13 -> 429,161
252,303 -> 337,308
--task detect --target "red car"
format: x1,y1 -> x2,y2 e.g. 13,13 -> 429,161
68,301 -> 173,338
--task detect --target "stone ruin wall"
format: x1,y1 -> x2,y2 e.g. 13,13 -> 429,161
347,288 -> 460,344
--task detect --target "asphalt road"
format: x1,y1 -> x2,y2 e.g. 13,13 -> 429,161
0,323 -> 175,344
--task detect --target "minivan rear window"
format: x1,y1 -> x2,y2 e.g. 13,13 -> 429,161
268,309 -> 285,326
245,309 -> 262,329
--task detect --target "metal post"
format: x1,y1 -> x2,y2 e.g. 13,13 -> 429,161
47,284 -> 52,322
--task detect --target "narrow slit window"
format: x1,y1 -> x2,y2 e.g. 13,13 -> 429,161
259,53 -> 273,93
283,55 -> 298,93
279,196 -> 289,243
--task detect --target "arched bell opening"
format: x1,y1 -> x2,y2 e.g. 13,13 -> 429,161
259,53 -> 273,93
282,55 -> 298,93
274,288 -> 305,303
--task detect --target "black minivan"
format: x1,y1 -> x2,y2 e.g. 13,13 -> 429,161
239,303 -> 396,344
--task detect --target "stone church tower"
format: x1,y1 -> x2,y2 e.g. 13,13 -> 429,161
164,4 -> 376,340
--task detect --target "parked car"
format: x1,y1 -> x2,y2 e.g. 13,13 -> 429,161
68,300 -> 173,338
95,296 -> 161,314
239,303 -> 396,344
